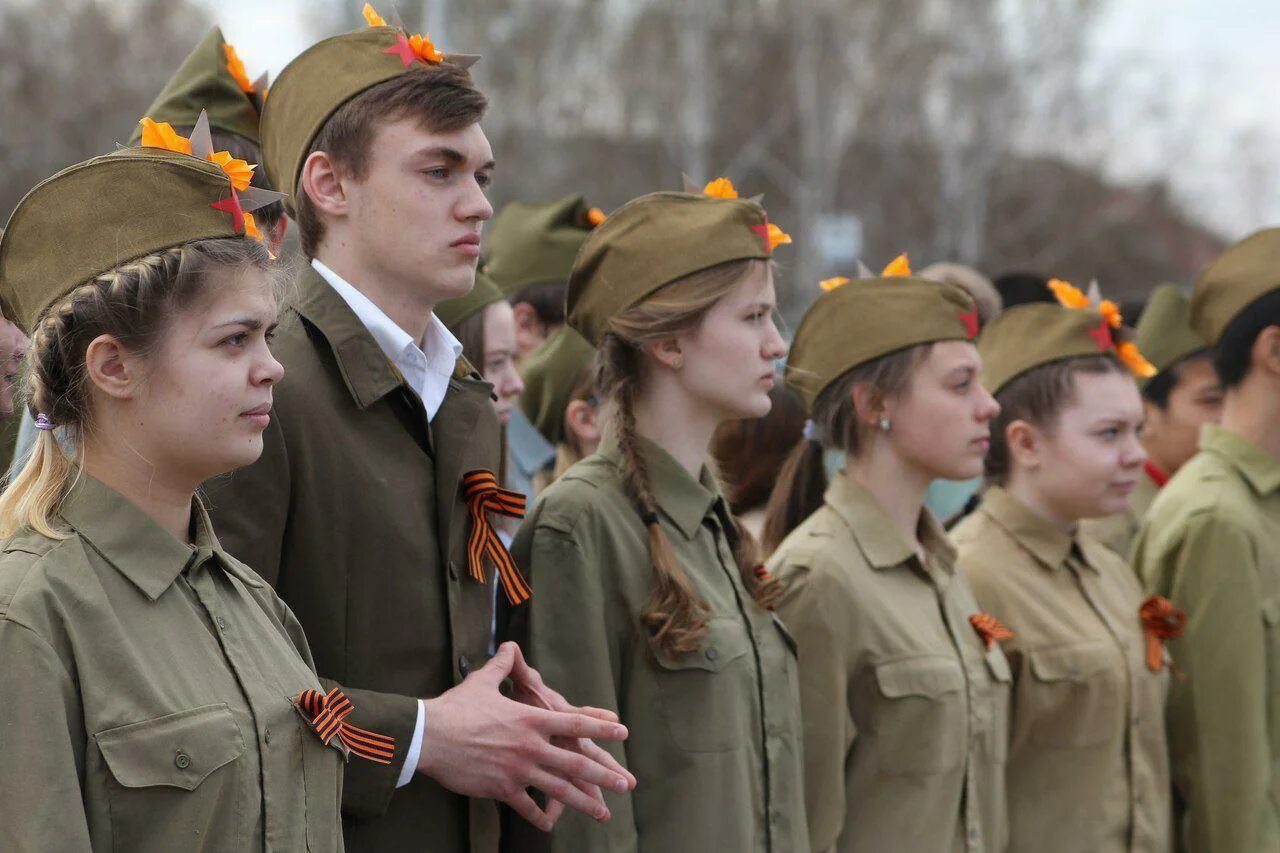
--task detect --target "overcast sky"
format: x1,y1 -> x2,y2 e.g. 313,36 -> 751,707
213,0 -> 1280,238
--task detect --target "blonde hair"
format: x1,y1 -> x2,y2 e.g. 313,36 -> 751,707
0,238 -> 272,539
598,257 -> 780,658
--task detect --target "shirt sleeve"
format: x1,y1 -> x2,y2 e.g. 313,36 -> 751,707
771,553 -> 856,852
0,619 -> 92,851
397,701 -> 426,788
504,519 -> 639,853
1165,513 -> 1277,852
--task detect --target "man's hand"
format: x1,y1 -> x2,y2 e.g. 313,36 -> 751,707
418,642 -> 632,831
507,643 -> 638,826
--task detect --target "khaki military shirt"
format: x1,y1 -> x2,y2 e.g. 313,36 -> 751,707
767,474 -> 1010,853
0,474 -> 343,852
1133,425 -> 1280,853
1082,467 -> 1161,559
507,429 -> 808,852
954,486 -> 1171,853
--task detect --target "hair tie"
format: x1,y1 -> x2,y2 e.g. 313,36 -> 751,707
34,413 -> 56,431
640,510 -> 660,527
802,419 -> 821,443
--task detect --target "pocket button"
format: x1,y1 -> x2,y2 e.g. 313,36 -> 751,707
174,751 -> 192,769
705,647 -> 719,662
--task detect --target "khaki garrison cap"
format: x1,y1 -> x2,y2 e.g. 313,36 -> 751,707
1134,284 -> 1209,388
485,195 -> 602,297
520,328 -> 597,444
1191,227 -> 1280,344
435,270 -> 505,331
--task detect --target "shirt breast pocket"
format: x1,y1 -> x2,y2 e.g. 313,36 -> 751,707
871,656 -> 966,776
1024,642 -> 1119,749
95,704 -> 246,851
651,617 -> 754,752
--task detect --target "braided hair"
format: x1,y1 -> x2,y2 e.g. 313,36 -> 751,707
0,238 -> 271,538
598,258 -> 780,658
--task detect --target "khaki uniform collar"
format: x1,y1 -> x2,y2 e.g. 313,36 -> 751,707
291,264 -> 488,410
59,473 -> 261,601
598,424 -> 722,541
1200,423 -> 1280,498
823,473 -> 955,570
979,485 -> 1106,573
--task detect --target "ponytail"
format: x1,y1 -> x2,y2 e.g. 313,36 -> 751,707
0,423 -> 77,539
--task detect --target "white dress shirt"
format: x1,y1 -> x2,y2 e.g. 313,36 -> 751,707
311,258 -> 462,786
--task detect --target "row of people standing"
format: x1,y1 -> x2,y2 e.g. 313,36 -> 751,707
3,7 -> 1280,853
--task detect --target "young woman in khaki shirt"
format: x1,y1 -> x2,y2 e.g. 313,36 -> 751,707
764,261 -> 1011,853
0,147 -> 353,850
508,184 -> 809,852
952,291 -> 1175,852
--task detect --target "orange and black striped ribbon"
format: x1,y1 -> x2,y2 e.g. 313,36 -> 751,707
752,564 -> 776,610
1139,595 -> 1187,674
294,687 -> 396,764
970,613 -> 1014,649
462,469 -> 531,605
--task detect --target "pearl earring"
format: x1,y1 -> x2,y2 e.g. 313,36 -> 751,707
878,417 -> 891,432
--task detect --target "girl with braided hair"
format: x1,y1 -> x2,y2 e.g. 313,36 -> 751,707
0,143 -> 354,850
506,185 -> 808,852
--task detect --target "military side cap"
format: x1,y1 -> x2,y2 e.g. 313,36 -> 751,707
0,147 -> 262,333
129,28 -> 266,146
1134,284 -> 1208,387
786,257 -> 979,411
485,195 -> 602,296
436,270 -> 505,331
520,328 -> 597,443
568,183 -> 789,346
261,5 -> 480,215
979,279 -> 1156,396
1191,227 -> 1280,344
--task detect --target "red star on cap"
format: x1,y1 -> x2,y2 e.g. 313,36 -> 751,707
750,218 -> 773,254
211,189 -> 245,233
1087,318 -> 1113,351
957,310 -> 979,340
383,32 -> 417,69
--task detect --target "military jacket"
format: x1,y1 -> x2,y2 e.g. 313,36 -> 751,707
0,474 -> 342,852
1133,425 -> 1280,853
955,486 -> 1172,853
768,474 -> 1010,853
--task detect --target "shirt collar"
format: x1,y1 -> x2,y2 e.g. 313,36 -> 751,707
598,424 -> 722,540
823,473 -> 956,571
1200,423 -> 1280,498
979,485 -> 1101,573
58,474 -> 261,601
311,258 -> 463,369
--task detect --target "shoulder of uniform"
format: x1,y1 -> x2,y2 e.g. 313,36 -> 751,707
0,532 -> 83,621
527,457 -> 637,536
452,355 -> 483,382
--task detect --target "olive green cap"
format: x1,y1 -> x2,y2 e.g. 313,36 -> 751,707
567,191 -> 777,346
436,270 -> 504,331
0,148 -> 250,333
485,195 -> 599,296
979,302 -> 1124,395
786,276 -> 979,411
261,24 -> 479,216
1191,227 -> 1280,344
128,28 -> 265,146
1134,284 -> 1208,387
520,328 -> 596,443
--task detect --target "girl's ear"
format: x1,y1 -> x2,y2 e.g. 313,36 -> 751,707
647,337 -> 684,371
850,382 -> 885,428
1005,418 -> 1041,471
84,333 -> 142,401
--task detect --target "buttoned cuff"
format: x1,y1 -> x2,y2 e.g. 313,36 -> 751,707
396,699 -> 426,788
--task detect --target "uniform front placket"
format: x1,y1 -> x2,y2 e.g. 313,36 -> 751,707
183,552 -> 290,852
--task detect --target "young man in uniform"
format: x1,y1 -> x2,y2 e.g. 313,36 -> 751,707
1083,283 -> 1222,556
1133,229 -> 1280,852
204,14 -> 632,853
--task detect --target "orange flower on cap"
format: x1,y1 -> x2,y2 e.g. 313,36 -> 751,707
408,33 -> 445,64
1099,299 -> 1123,330
820,276 -> 849,292
586,207 -> 607,227
139,118 -> 193,156
1116,341 -> 1157,378
1048,278 -> 1091,309
362,2 -> 387,26
703,178 -> 739,199
766,223 -> 792,250
224,43 -> 255,94
207,150 -> 256,192
882,253 -> 911,277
